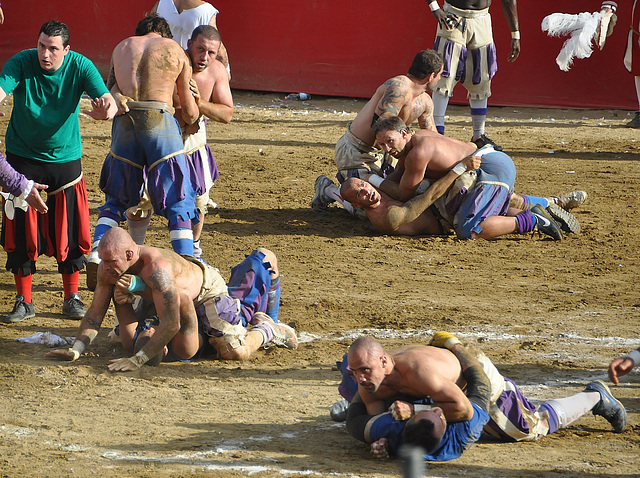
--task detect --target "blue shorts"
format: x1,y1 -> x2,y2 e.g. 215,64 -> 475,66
454,151 -> 515,239
227,249 -> 275,325
99,107 -> 198,226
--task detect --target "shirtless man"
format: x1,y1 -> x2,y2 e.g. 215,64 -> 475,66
311,49 -> 443,216
428,0 -> 521,150
345,335 -> 627,461
46,227 -> 297,371
340,154 -> 480,235
354,116 -> 582,240
125,25 -> 234,259
87,14 -> 201,289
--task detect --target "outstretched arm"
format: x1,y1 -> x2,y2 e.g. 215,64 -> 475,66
380,155 -> 480,232
45,280 -> 113,361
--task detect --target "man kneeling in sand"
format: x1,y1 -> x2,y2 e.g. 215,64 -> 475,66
46,227 -> 297,371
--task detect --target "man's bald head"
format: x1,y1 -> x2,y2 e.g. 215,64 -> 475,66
348,336 -> 384,360
99,227 -> 135,254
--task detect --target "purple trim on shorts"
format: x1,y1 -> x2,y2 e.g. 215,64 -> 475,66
471,49 -> 482,85
457,46 -> 467,83
441,40 -> 455,79
487,43 -> 498,79
197,294 -> 243,338
485,376 -> 539,441
186,144 -> 219,196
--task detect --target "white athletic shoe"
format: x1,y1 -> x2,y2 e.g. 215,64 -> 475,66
553,191 -> 587,210
311,175 -> 336,215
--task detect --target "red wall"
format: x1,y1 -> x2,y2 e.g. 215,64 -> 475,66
0,1 -> 635,109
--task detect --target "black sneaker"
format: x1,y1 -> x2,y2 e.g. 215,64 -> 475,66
531,205 -> 563,240
626,111 -> 640,129
547,203 -> 580,234
472,134 -> 503,151
4,295 -> 35,323
584,380 -> 628,433
62,292 -> 87,319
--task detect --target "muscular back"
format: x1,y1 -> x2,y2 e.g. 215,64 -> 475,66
112,34 -> 189,104
350,75 -> 434,146
133,246 -> 204,304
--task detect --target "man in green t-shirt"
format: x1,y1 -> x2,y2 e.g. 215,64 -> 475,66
0,20 -> 116,323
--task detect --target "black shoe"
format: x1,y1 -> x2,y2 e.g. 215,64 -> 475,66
547,203 -> 580,234
4,295 -> 35,323
531,205 -> 563,240
584,380 -> 628,433
472,134 -> 503,151
626,111 -> 640,129
62,293 -> 87,319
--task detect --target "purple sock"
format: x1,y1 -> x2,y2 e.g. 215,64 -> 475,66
515,209 -> 536,233
538,403 -> 559,434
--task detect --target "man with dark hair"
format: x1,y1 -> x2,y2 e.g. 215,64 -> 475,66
0,19 -> 117,322
86,14 -> 201,290
311,49 -> 443,216
352,116 -> 582,241
343,334 -> 627,462
124,24 -> 234,260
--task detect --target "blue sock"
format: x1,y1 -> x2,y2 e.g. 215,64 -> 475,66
267,276 -> 281,322
520,195 -> 549,208
169,220 -> 194,255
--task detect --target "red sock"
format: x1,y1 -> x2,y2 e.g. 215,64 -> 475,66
14,273 -> 32,303
62,271 -> 80,300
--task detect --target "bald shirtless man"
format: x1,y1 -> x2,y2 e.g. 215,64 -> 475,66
46,227 -> 297,371
344,335 -> 627,462
86,14 -> 201,290
311,49 -> 443,216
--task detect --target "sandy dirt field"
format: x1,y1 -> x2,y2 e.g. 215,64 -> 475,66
0,90 -> 638,477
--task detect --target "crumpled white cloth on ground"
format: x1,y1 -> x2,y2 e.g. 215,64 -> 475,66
15,332 -> 74,347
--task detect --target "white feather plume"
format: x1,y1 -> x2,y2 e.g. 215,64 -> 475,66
541,12 -> 604,71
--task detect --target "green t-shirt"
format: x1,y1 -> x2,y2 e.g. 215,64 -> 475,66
0,49 -> 109,162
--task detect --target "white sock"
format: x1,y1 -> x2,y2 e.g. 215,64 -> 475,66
543,391 -> 600,429
432,91 -> 449,132
325,183 -> 357,215
126,216 -> 151,245
469,98 -> 488,139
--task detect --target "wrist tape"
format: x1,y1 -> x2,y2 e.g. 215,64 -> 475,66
413,404 -> 433,412
428,1 -> 440,11
624,349 -> 640,367
127,275 -> 147,292
511,31 -> 521,40
452,162 -> 467,175
70,340 -> 86,361
130,350 -> 150,368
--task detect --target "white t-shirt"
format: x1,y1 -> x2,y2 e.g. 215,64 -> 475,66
156,0 -> 219,49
